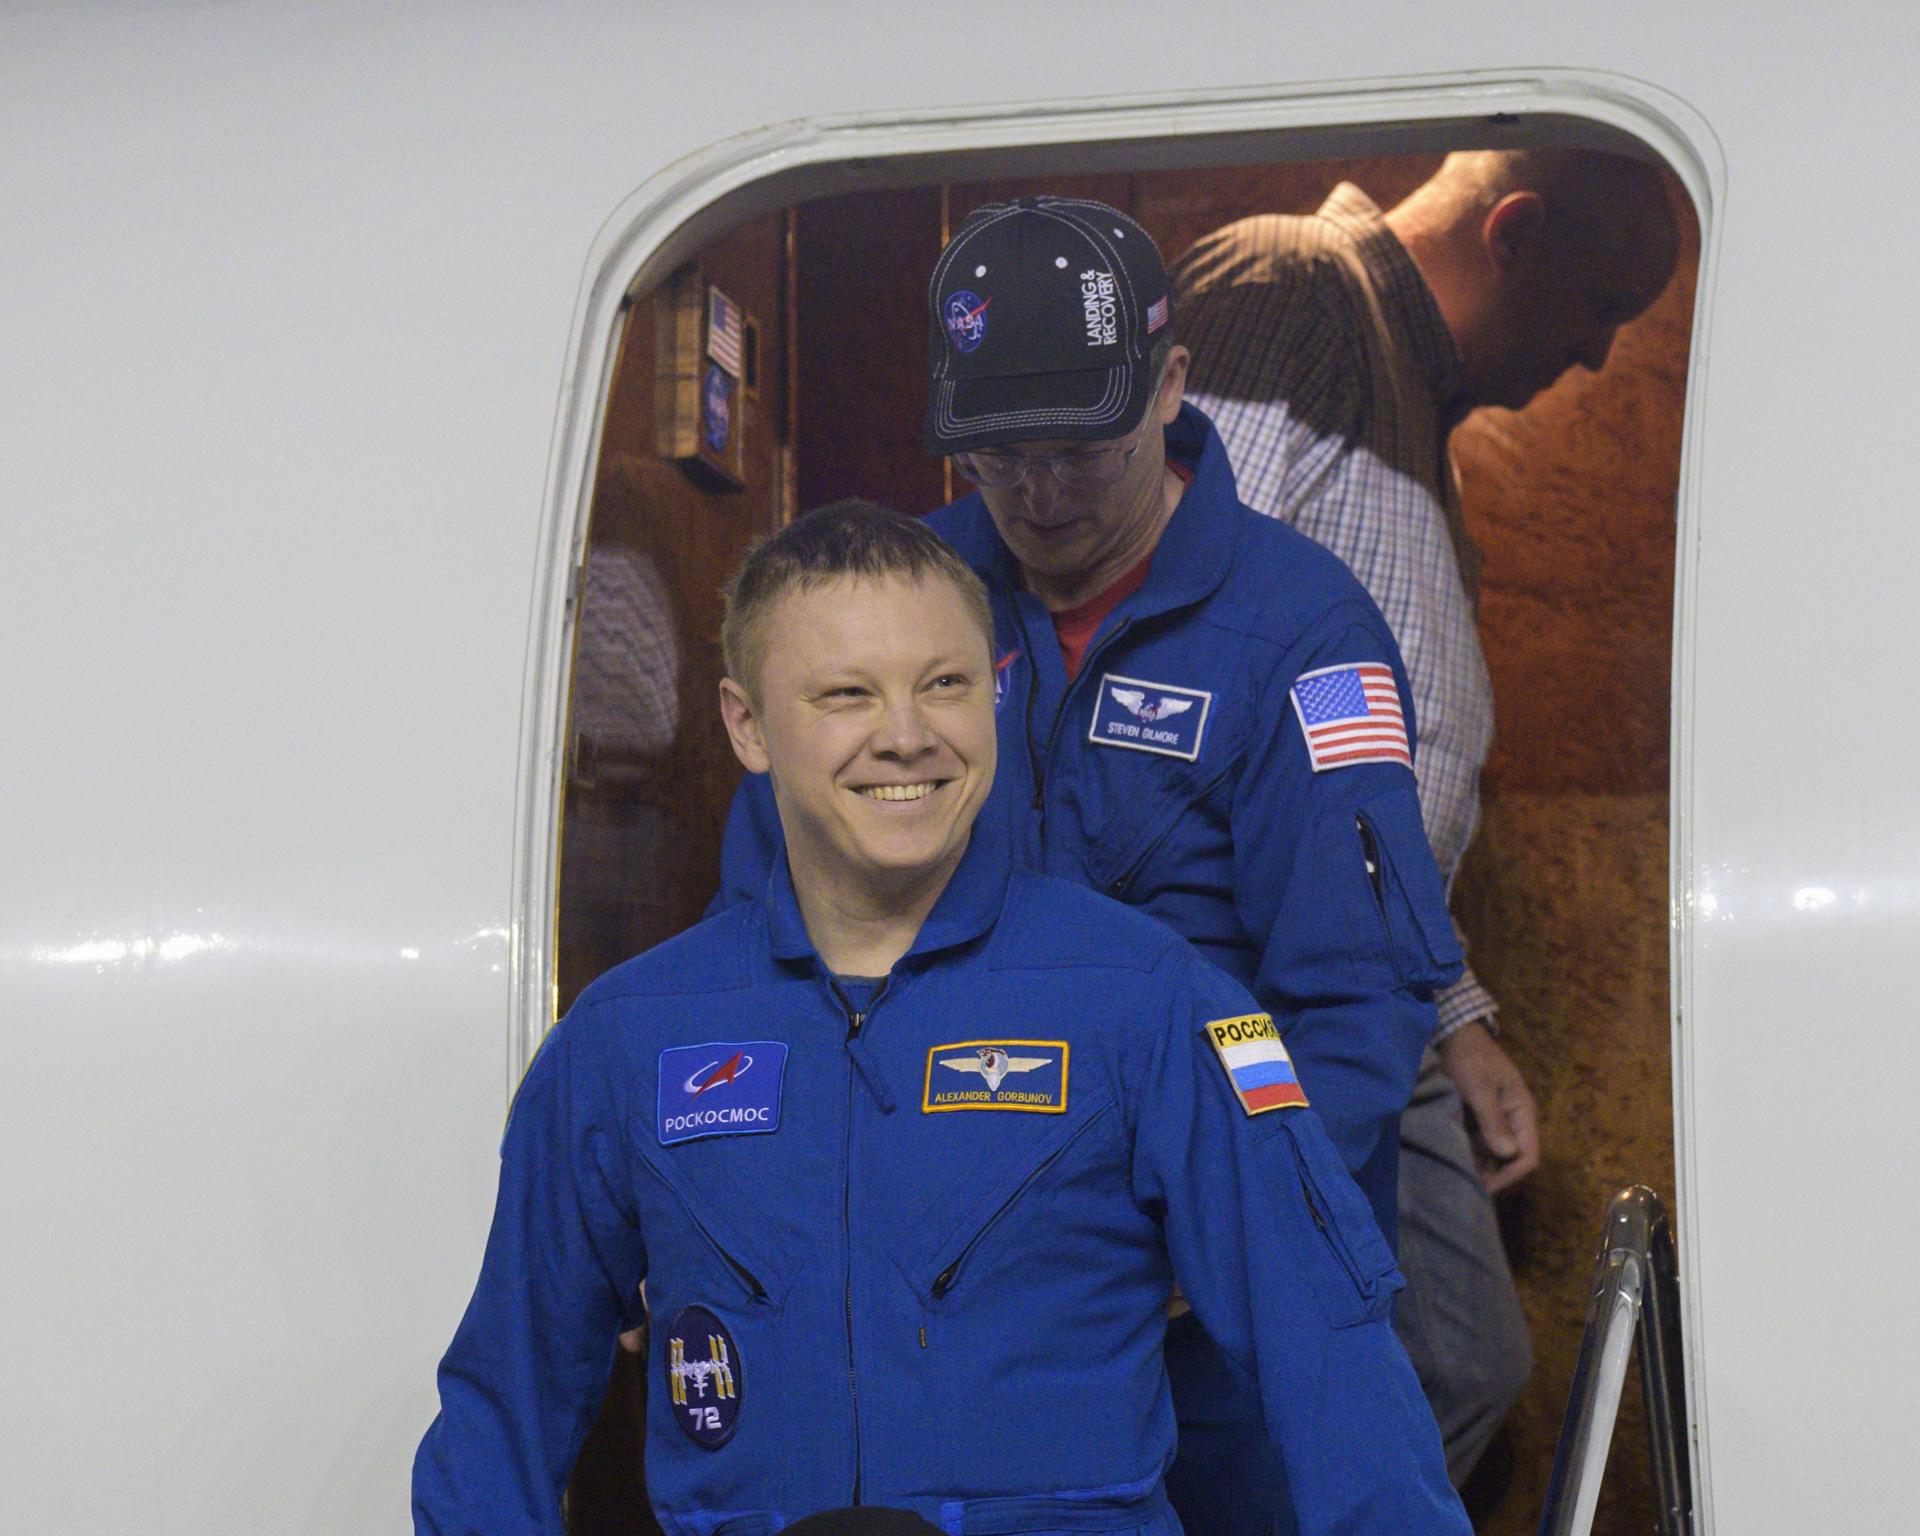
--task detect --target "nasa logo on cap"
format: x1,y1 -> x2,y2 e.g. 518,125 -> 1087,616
664,1303 -> 743,1448
943,288 -> 990,353
657,1040 -> 789,1145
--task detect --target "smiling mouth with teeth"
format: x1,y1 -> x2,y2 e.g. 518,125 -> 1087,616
858,782 -> 941,802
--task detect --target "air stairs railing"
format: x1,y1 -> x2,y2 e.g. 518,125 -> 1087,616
1537,1185 -> 1694,1536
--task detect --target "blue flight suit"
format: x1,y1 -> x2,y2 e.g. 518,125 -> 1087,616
414,836 -> 1468,1536
715,404 -> 1461,1238
712,404 -> 1464,1536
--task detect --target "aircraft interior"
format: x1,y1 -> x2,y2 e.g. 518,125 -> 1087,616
548,139 -> 1700,1536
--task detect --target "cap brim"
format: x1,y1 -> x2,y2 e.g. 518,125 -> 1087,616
922,361 -> 1156,455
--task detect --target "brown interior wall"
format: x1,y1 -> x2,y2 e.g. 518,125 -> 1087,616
794,186 -> 948,514
558,212 -> 790,1004
793,161 -> 1698,1536
557,209 -> 792,1535
1446,179 -> 1698,1533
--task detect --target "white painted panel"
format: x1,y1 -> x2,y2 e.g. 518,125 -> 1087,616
3,3 -> 1918,1533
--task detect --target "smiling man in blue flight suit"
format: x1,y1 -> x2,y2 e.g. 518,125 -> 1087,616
714,199 -> 1466,1535
414,503 -> 1467,1535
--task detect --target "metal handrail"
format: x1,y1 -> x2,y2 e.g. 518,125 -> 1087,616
1537,1186 -> 1694,1536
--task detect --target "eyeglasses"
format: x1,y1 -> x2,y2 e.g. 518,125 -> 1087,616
951,428 -> 1147,491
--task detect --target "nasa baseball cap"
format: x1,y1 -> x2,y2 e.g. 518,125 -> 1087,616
923,196 -> 1174,454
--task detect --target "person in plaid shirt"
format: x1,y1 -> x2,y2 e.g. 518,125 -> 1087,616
1173,148 -> 1679,1484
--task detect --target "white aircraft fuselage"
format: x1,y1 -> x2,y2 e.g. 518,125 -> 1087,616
3,4 -> 1915,1533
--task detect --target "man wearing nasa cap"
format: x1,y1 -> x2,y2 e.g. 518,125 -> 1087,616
717,197 -> 1465,1535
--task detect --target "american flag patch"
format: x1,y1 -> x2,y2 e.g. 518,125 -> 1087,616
707,287 -> 744,376
1290,662 -> 1412,772
1145,294 -> 1169,334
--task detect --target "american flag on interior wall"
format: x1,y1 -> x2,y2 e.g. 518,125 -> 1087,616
707,287 -> 744,375
1289,662 -> 1412,771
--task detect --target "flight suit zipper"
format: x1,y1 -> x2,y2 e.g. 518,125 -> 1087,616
1013,603 -> 1048,833
1355,812 -> 1386,907
845,1004 -> 863,1504
1101,812 -> 1178,900
689,1219 -> 770,1305
1293,1144 -> 1376,1302
831,977 -> 888,1506
1015,601 -> 1133,855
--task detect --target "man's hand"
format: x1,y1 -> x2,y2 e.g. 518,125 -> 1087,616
1437,1020 -> 1540,1194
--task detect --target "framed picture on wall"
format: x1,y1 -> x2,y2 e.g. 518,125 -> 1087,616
655,264 -> 752,490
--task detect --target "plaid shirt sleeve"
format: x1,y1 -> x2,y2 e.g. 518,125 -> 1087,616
1177,203 -> 1501,1046
1436,966 -> 1498,1041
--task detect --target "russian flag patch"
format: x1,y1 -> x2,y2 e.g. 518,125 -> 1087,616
1204,1013 -> 1308,1115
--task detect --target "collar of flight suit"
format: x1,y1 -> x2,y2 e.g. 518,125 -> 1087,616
757,801 -> 1015,970
935,402 -> 1243,630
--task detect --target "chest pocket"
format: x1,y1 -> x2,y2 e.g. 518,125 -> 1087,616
1079,743 -> 1243,902
894,1102 -> 1120,1304
631,1136 -> 805,1310
1073,662 -> 1247,901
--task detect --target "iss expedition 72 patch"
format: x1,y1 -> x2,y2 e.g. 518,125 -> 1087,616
1204,1013 -> 1308,1115
664,1304 -> 742,1448
923,1040 -> 1069,1113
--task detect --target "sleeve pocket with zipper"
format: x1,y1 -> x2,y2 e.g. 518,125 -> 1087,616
1269,1111 -> 1403,1329
1353,786 -> 1465,992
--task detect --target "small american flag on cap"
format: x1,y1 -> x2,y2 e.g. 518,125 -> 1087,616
1146,294 -> 1169,334
1289,662 -> 1412,771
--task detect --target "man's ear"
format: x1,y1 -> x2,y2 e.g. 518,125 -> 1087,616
1484,191 -> 1547,274
1155,344 -> 1190,426
719,676 -> 771,774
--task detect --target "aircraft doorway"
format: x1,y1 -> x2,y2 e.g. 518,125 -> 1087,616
551,142 -> 1699,1536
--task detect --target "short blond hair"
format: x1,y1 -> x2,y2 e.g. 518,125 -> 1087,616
721,499 -> 994,697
